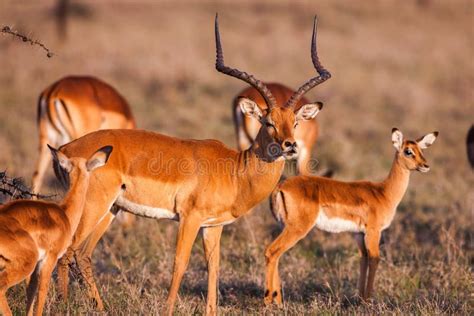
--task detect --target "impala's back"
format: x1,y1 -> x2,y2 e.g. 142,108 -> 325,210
271,175 -> 383,230
33,76 -> 136,194
38,76 -> 135,143
58,129 -> 281,223
0,200 -> 70,275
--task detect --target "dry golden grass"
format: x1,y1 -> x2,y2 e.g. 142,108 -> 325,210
0,0 -> 472,314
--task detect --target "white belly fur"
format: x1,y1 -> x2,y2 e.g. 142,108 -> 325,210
115,196 -> 178,220
202,217 -> 236,227
315,210 -> 363,233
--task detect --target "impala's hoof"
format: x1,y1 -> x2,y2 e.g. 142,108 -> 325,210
205,305 -> 217,316
264,289 -> 283,307
264,289 -> 273,306
92,298 -> 104,311
273,290 -> 283,307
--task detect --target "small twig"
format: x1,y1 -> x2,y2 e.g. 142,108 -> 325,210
0,171 -> 55,202
1,25 -> 54,58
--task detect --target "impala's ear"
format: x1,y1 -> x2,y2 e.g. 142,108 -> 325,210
391,128 -> 403,151
86,146 -> 113,172
295,102 -> 323,121
417,131 -> 439,149
238,97 -> 263,120
48,144 -> 72,173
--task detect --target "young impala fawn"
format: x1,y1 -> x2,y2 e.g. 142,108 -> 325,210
264,128 -> 438,305
0,145 -> 112,316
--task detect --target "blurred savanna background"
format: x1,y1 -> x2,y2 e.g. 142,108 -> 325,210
0,0 -> 472,314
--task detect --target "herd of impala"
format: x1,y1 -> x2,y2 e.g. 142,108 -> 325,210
0,15 -> 439,315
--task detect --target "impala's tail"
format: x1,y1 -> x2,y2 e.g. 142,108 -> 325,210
269,188 -> 287,227
38,88 -> 76,146
50,98 -> 76,142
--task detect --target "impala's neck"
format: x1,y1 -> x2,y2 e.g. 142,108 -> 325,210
233,132 -> 285,215
382,153 -> 411,207
61,170 -> 89,233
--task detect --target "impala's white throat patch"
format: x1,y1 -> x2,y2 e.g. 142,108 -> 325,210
314,210 -> 363,233
38,248 -> 46,261
115,196 -> 178,220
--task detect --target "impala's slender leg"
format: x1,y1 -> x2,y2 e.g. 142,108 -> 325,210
26,263 -> 41,316
34,255 -> 57,316
354,232 -> 368,298
0,247 -> 37,316
57,247 -> 74,300
32,141 -> 51,194
364,229 -> 381,300
74,212 -> 116,311
166,216 -> 202,315
61,174 -> 121,308
75,250 -> 103,310
265,224 -> 313,306
0,289 -> 11,316
70,172 -> 122,248
202,226 -> 223,316
0,270 -> 12,316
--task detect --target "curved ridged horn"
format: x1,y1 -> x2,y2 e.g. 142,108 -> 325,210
215,14 -> 277,110
285,16 -> 331,109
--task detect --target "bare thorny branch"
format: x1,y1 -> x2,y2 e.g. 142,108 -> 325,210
1,25 -> 54,58
0,27 -> 54,203
0,171 -> 54,203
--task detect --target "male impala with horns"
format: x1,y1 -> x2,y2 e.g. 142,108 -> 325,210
53,14 -> 331,315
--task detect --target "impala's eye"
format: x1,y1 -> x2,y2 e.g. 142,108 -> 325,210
265,122 -> 275,129
294,121 -> 299,128
404,148 -> 414,157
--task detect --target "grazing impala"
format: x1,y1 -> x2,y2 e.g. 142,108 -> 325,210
264,128 -> 438,305
53,15 -> 330,315
32,76 -> 135,194
0,145 -> 112,316
233,84 -> 320,175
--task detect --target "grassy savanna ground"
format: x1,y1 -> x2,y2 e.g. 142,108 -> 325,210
0,0 -> 472,314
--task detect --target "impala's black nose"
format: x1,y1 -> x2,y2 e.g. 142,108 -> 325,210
282,140 -> 298,157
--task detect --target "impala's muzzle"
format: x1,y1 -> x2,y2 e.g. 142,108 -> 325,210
416,164 -> 430,173
282,140 -> 298,159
